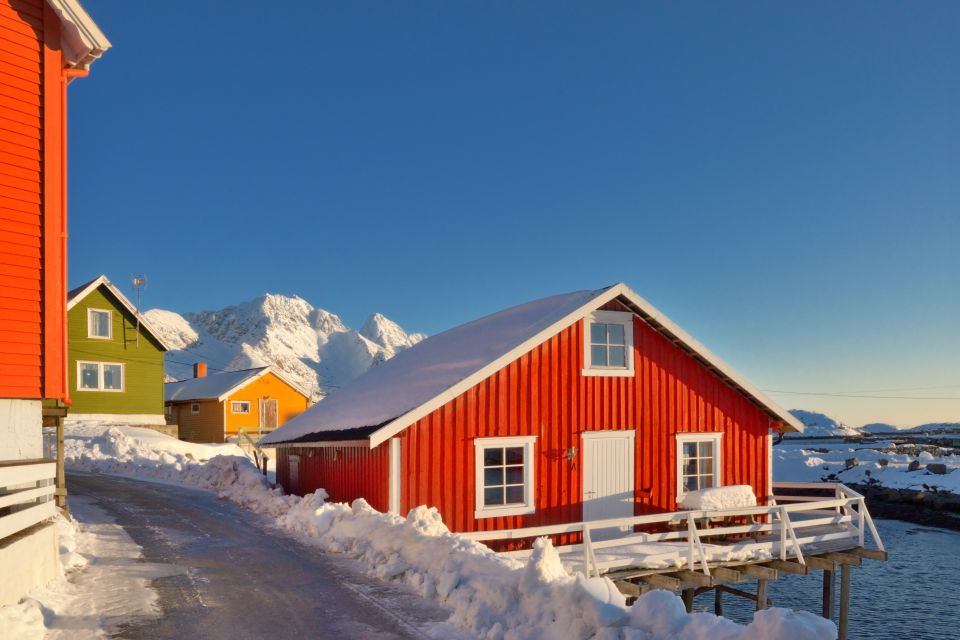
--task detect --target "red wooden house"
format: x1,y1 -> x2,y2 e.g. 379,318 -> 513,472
261,283 -> 803,535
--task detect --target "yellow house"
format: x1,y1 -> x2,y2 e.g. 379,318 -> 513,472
165,363 -> 312,443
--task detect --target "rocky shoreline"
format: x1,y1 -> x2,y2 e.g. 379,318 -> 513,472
850,483 -> 960,531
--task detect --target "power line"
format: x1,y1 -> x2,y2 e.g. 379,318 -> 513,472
763,389 -> 960,401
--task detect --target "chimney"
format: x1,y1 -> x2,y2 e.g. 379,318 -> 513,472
193,362 -> 207,378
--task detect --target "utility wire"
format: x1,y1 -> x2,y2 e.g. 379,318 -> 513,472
763,389 -> 960,401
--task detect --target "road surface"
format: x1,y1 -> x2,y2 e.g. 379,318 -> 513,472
68,473 -> 458,639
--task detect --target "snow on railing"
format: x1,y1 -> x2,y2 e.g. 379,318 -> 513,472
463,482 -> 884,578
0,459 -> 57,543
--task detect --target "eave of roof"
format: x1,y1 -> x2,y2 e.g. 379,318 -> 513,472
46,0 -> 111,68
67,275 -> 174,351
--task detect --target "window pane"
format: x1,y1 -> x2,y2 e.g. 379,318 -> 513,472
591,345 -> 607,367
483,447 -> 503,466
698,442 -> 713,458
90,310 -> 110,337
683,442 -> 697,458
607,323 -> 625,345
505,447 -> 524,465
590,323 -> 606,344
505,466 -> 524,484
685,476 -> 698,492
701,458 -> 713,475
79,364 -> 99,389
483,467 -> 503,487
608,346 -> 626,367
484,487 -> 504,506
701,474 -> 714,489
505,485 -> 525,504
102,364 -> 122,390
684,460 -> 698,476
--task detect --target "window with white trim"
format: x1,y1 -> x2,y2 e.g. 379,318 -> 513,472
582,310 -> 634,376
87,308 -> 112,339
231,401 -> 251,414
191,403 -> 200,414
676,433 -> 722,499
77,361 -> 124,392
474,436 -> 536,518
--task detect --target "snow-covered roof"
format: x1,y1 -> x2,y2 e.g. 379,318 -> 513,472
164,366 -> 312,403
67,275 -> 174,351
261,283 -> 803,448
45,0 -> 111,68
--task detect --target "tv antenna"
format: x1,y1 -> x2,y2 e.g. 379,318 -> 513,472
132,274 -> 147,348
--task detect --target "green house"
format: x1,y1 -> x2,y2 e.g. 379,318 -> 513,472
66,275 -> 172,426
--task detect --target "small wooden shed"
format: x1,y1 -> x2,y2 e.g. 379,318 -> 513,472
166,365 -> 312,443
261,283 -> 803,534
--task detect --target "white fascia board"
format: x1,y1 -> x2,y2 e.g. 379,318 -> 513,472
45,0 -> 111,68
67,275 -> 175,351
368,282 -> 801,447
215,368 -> 272,402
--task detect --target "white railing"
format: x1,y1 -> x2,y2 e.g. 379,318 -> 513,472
463,482 -> 884,578
0,459 -> 57,543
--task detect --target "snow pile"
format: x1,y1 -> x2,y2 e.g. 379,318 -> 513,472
144,293 -> 424,397
775,441 -> 960,494
785,410 -> 860,439
61,424 -> 837,639
64,423 -> 296,517
680,485 -> 757,511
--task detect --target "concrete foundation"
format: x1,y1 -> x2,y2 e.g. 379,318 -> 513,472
0,522 -> 59,607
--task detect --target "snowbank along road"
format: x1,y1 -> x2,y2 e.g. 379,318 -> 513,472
67,473 -> 457,639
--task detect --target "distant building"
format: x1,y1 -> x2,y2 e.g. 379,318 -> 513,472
0,0 -> 110,607
65,275 -> 172,430
166,365 -> 312,443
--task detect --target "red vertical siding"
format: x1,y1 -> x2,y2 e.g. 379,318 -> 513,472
0,0 -> 67,400
395,312 -> 770,534
277,445 -> 390,512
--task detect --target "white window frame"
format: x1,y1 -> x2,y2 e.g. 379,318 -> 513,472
76,361 -> 125,392
582,310 -> 634,377
87,308 -> 113,340
675,432 -> 723,501
474,435 -> 536,519
231,401 -> 251,414
191,403 -> 201,415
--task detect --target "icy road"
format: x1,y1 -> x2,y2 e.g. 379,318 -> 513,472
68,473 -> 458,639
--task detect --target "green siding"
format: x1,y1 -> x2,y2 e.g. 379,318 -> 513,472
67,286 -> 166,415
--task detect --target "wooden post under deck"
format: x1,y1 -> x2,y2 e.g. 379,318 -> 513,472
756,579 -> 768,611
714,587 -> 723,615
42,401 -> 69,516
839,564 -> 851,640
822,569 -> 835,620
682,588 -> 695,613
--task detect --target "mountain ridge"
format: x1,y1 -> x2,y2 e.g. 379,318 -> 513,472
144,293 -> 424,400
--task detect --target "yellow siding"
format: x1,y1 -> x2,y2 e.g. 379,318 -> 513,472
224,372 -> 310,438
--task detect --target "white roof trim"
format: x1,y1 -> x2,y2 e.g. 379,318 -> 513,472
366,282 -> 801,447
45,0 -> 111,68
67,275 -> 174,351
216,366 -> 312,403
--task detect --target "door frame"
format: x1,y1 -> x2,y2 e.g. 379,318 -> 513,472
581,429 -> 636,521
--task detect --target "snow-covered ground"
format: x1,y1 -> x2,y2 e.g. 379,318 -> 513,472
774,440 -> 960,494
0,494 -> 181,638
39,423 -> 838,640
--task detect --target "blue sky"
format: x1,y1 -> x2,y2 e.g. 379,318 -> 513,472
72,1 -> 958,427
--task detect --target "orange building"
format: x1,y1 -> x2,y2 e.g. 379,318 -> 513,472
165,363 -> 312,443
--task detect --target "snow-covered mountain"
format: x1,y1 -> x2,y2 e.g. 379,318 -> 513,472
144,294 -> 424,400
859,422 -> 902,434
785,410 -> 861,438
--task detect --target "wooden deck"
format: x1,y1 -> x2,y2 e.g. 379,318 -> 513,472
463,482 -> 888,640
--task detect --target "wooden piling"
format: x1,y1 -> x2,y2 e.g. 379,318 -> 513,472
822,569 -> 834,620
839,563 -> 851,640
714,587 -> 723,615
682,588 -> 695,613
756,579 -> 768,611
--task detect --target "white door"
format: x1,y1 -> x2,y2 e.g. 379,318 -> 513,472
582,431 -> 636,540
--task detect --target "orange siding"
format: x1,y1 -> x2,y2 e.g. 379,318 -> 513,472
224,372 -> 311,438
0,0 -> 68,400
